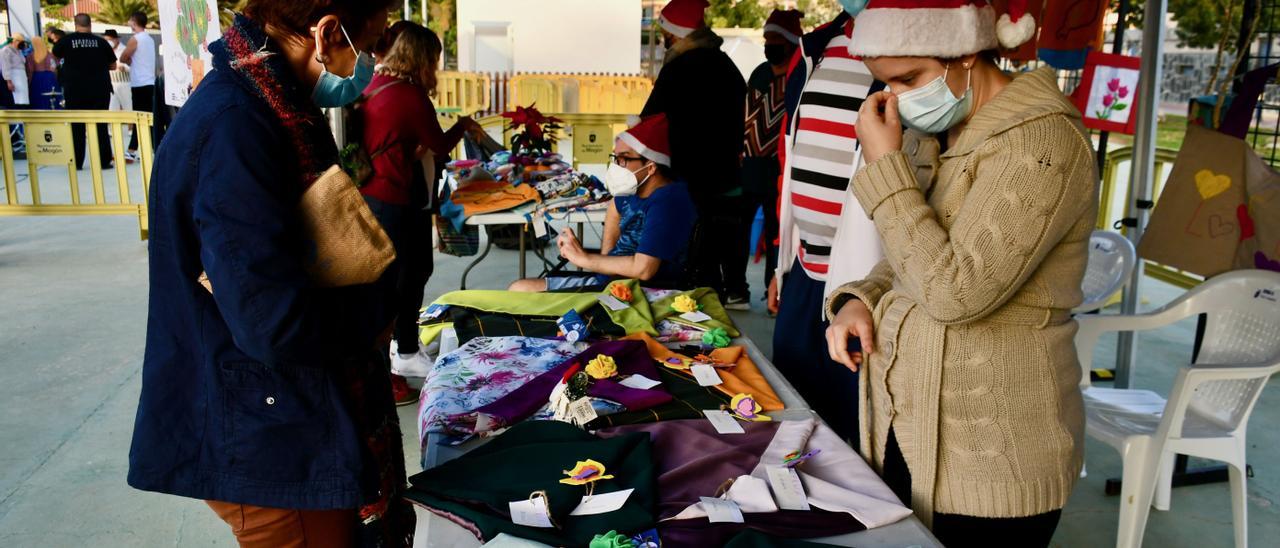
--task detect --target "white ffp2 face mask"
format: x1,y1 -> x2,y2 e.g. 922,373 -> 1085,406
605,161 -> 652,197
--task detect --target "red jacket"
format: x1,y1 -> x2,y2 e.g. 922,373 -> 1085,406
359,73 -> 465,206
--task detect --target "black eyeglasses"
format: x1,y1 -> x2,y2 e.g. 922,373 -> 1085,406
609,153 -> 646,167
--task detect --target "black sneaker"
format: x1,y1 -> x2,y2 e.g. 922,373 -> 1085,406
723,293 -> 751,311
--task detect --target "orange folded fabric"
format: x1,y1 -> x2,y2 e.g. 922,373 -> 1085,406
625,333 -> 785,411
451,180 -> 541,217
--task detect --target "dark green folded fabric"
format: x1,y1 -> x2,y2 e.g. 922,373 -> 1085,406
585,366 -> 731,430
448,304 -> 627,346
406,421 -> 656,546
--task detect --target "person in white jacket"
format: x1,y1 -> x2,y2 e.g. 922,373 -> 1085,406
1,34 -> 30,106
767,5 -> 883,443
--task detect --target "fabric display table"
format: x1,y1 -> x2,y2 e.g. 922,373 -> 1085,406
409,331 -> 941,547
460,206 -> 609,289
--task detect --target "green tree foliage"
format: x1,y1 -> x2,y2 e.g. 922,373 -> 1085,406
99,0 -> 160,28
706,0 -> 768,28
794,0 -> 844,30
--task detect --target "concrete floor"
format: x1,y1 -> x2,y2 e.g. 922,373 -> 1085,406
0,162 -> 1277,547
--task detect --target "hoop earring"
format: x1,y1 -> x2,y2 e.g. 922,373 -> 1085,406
314,53 -> 329,65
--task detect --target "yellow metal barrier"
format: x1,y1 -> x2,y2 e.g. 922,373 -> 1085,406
0,110 -> 154,240
1100,146 -> 1201,289
509,75 -> 566,113
506,74 -> 652,114
436,71 -> 491,115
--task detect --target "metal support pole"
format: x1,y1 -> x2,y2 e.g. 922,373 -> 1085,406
1095,0 -> 1130,172
1114,0 -> 1168,388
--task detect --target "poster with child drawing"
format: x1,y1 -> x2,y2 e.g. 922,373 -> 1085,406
159,0 -> 220,107
1074,52 -> 1141,134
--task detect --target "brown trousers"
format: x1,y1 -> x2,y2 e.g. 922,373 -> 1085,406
206,500 -> 355,548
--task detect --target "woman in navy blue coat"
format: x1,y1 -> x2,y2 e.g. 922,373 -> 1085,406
127,1 -> 413,545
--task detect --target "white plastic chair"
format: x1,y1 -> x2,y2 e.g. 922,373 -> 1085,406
1074,269 -> 1280,548
1074,230 -> 1137,313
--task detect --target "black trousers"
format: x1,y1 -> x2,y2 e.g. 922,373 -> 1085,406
883,429 -> 1064,547
128,85 -> 154,151
688,194 -> 751,297
66,92 -> 113,169
773,261 -> 859,441
365,196 -> 435,356
742,156 -> 780,290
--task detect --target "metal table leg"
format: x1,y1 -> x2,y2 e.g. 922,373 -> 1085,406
459,234 -> 494,290
519,224 -> 527,279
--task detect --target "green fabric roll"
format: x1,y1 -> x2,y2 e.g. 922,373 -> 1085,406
585,366 -> 731,429
650,288 -> 741,338
407,421 -> 657,546
433,279 -> 658,336
589,530 -> 637,548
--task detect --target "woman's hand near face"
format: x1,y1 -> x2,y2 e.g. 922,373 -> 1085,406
856,91 -> 904,165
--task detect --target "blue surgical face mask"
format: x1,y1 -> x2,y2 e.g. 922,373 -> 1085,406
312,23 -> 374,108
838,0 -> 869,16
895,64 -> 973,134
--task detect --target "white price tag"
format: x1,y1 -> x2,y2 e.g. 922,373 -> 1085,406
766,466 -> 811,511
569,397 -> 599,424
618,374 -> 662,390
570,488 -> 635,516
474,414 -> 493,432
699,496 -> 745,523
691,363 -> 722,386
679,311 -> 713,323
703,410 -> 745,434
508,497 -> 554,528
597,294 -> 630,311
532,218 -> 548,238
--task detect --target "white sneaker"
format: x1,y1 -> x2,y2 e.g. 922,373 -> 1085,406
390,339 -> 436,378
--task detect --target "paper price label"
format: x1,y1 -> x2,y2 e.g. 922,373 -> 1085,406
570,488 -> 634,516
618,374 -> 662,390
532,218 -> 548,238
703,410 -> 745,434
679,311 -> 713,323
766,466 -> 811,511
508,497 -> 554,528
691,363 -> 722,386
569,397 -> 599,425
597,294 -> 630,311
699,496 -> 745,523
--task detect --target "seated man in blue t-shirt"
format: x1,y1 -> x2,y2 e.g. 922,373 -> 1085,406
510,114 -> 697,292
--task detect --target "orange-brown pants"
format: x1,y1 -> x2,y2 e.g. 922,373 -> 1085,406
206,500 -> 355,548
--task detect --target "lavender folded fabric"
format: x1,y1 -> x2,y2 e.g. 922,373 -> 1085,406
456,340 -> 672,435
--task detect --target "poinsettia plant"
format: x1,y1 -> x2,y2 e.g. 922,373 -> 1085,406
502,103 -> 562,158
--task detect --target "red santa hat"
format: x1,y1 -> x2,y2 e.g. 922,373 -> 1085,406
616,114 -> 672,167
660,0 -> 709,38
763,9 -> 805,45
849,0 -> 1036,58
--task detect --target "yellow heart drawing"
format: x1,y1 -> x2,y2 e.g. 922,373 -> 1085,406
1194,169 -> 1232,200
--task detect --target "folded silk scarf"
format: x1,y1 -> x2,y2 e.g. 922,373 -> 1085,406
418,337 -> 583,443
626,333 -> 784,412
595,418 -> 913,544
451,340 -> 673,436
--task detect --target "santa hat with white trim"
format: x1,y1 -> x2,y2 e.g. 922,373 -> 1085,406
849,0 -> 1036,58
616,114 -> 672,167
660,0 -> 709,38
763,9 -> 805,45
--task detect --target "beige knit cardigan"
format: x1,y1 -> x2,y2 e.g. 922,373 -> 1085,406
826,67 -> 1097,523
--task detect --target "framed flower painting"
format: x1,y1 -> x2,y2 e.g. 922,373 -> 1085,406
1074,51 -> 1142,134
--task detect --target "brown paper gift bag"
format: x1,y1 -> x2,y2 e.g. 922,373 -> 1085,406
298,165 -> 397,287
1140,124 -> 1280,277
